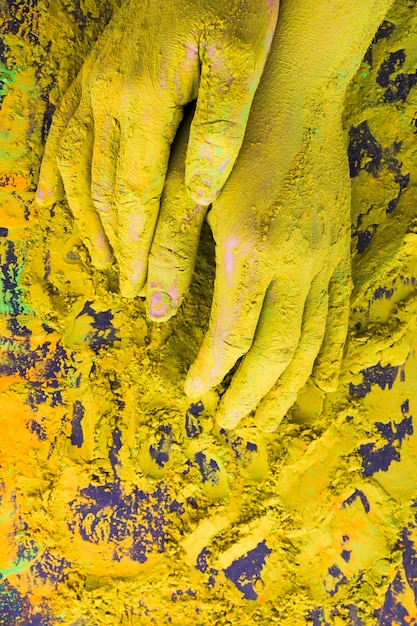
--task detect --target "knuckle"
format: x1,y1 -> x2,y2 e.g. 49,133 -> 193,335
92,198 -> 111,214
149,242 -> 188,268
217,333 -> 252,357
192,118 -> 243,145
268,346 -> 295,365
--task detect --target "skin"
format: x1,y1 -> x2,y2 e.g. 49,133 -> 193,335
36,0 -> 394,432
147,0 -> 394,431
35,0 -> 279,297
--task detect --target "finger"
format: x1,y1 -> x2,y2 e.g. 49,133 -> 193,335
147,113 -> 209,322
91,115 -> 120,257
36,73 -> 82,207
115,103 -> 183,298
57,100 -> 112,268
215,276 -> 310,430
255,277 -> 329,433
184,248 -> 269,399
313,257 -> 352,392
185,3 -> 279,205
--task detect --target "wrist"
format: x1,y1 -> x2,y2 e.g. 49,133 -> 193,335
265,0 -> 394,107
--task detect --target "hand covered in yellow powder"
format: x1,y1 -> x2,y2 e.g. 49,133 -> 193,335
146,0 -> 394,431
35,0 -> 278,296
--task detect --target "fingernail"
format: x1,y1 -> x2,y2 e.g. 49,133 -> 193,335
35,187 -> 46,205
184,375 -> 204,398
148,290 -> 173,320
217,409 -> 242,431
188,174 -> 216,206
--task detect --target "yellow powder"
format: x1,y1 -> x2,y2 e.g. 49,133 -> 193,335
1,0 -> 417,624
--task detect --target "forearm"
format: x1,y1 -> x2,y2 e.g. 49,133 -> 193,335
263,0 -> 394,108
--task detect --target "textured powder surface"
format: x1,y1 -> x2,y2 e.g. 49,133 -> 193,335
1,0 -> 417,624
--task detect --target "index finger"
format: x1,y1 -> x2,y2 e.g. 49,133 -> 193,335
184,241 -> 269,399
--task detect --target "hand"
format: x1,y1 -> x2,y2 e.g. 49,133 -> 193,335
35,0 -> 279,296
148,103 -> 352,431
146,0 -> 394,430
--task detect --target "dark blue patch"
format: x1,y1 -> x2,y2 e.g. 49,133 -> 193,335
0,227 -> 8,237
0,239 -> 29,315
206,572 -> 218,590
50,390 -> 63,407
0,580 -> 32,625
194,452 -> 220,485
377,49 -> 417,102
45,343 -> 71,386
359,415 -> 413,476
15,530 -> 38,565
185,401 -> 204,438
70,400 -> 84,447
109,427 -> 122,475
196,547 -> 210,573
402,526 -> 417,601
41,323 -> 55,334
27,419 -> 47,441
326,564 -> 349,597
341,550 -> 351,563
375,571 -> 409,625
72,372 -> 82,389
373,287 -> 395,300
43,249 -> 58,295
26,387 -> 47,409
306,607 -> 330,626
30,549 -> 71,586
186,496 -> 198,509
169,499 -> 184,517
223,540 -> 271,600
195,547 -> 218,589
6,317 -> 31,338
355,225 -> 378,254
349,362 -> 399,398
342,489 -> 370,513
348,121 -> 382,178
2,0 -> 40,43
171,589 -> 183,601
65,0 -> 115,33
373,20 -> 395,43
75,301 -> 120,351
330,605 -> 364,625
171,588 -> 196,601
364,20 -> 395,66
386,173 -> 409,214
68,482 -> 176,563
344,604 -> 364,626
149,424 -> 172,468
41,98 -> 56,144
348,121 -> 410,251
220,429 -> 258,466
